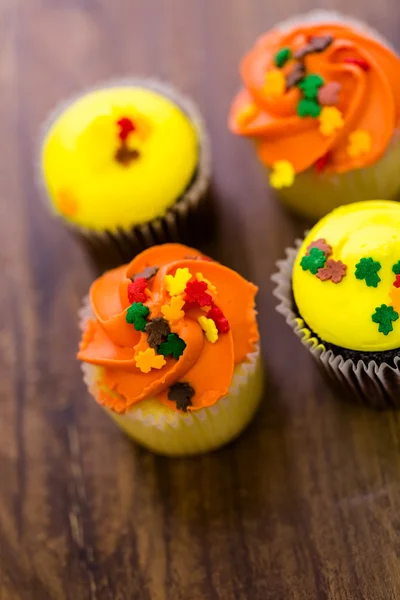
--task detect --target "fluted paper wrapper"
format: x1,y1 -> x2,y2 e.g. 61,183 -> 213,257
79,298 -> 263,455
272,242 -> 400,409
39,78 -> 212,269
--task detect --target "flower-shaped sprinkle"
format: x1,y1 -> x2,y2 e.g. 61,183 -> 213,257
126,302 -> 150,331
372,304 -> 399,335
207,306 -> 230,333
198,316 -> 219,343
185,279 -> 213,307
135,347 -> 166,373
297,99 -> 321,118
158,333 -> 187,360
319,106 -> 344,136
298,74 -> 324,100
168,382 -> 195,412
161,295 -> 185,323
300,248 -> 326,275
389,286 -> 400,312
316,259 -> 347,283
317,81 -> 342,106
274,47 -> 292,68
394,275 -> 400,289
164,268 -> 192,296
392,261 -> 400,275
270,160 -> 295,189
127,277 -> 147,304
347,130 -> 372,157
355,257 -> 381,288
196,273 -> 217,295
145,317 -> 171,348
306,239 -> 332,257
286,63 -> 306,89
263,69 -> 286,98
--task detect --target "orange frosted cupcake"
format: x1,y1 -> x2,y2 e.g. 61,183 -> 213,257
229,12 -> 400,220
78,244 -> 262,455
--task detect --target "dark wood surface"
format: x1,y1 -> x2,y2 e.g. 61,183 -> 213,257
2,1 -> 400,598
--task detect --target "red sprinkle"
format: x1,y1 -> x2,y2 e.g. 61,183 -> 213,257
117,117 -> 136,141
344,58 -> 370,71
314,152 -> 331,173
128,277 -> 147,303
207,306 -> 230,334
394,275 -> 400,288
184,279 -> 213,307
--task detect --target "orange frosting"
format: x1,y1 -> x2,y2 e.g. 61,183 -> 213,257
78,244 -> 259,414
229,23 -> 400,174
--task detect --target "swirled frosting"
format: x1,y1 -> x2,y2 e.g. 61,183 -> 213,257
229,22 -> 400,174
78,244 -> 259,413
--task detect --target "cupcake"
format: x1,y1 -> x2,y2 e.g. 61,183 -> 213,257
273,200 -> 400,409
40,80 -> 211,266
229,12 -> 400,221
78,243 -> 262,455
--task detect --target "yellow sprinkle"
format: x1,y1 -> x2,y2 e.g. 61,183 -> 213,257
319,106 -> 344,137
164,268 -> 192,296
347,130 -> 372,158
269,160 -> 295,189
134,347 -> 166,373
198,316 -> 219,343
263,69 -> 286,99
161,295 -> 185,323
196,272 -> 217,295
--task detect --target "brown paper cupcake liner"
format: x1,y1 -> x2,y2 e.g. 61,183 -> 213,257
271,241 -> 400,409
38,78 -> 212,269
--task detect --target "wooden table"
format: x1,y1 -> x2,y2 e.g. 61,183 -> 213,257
2,1 -> 400,598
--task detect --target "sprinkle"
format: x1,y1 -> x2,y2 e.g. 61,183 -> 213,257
269,160 -> 295,189
355,257 -> 381,288
314,152 -> 331,173
344,58 -> 370,71
131,266 -> 159,282
318,81 -> 342,106
144,317 -> 171,348
185,279 -> 213,307
198,316 -> 219,343
316,259 -> 347,283
319,106 -> 344,137
161,295 -> 185,323
392,261 -> 400,275
306,239 -> 332,257
168,382 -> 195,412
115,145 -> 140,166
390,286 -> 400,312
117,117 -> 136,141
58,189 -> 78,217
158,333 -> 187,360
196,273 -> 217,295
300,248 -> 327,275
125,302 -> 150,331
135,347 -> 166,373
164,268 -> 192,296
394,275 -> 400,289
347,130 -> 372,158
275,47 -> 292,68
372,304 -> 399,336
207,306 -> 230,334
294,35 -> 333,59
127,277 -> 147,304
236,103 -> 258,127
297,98 -> 321,118
298,74 -> 324,100
263,69 -> 286,98
286,63 -> 306,89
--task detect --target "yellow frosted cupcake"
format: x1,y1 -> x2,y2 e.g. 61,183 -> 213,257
40,80 -> 210,264
273,200 -> 400,409
78,243 -> 263,455
229,11 -> 400,221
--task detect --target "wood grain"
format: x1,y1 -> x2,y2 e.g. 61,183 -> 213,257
1,0 -> 400,598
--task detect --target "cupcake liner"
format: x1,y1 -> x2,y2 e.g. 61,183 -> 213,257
271,242 -> 400,409
38,78 -> 212,268
79,298 -> 263,455
268,132 -> 400,222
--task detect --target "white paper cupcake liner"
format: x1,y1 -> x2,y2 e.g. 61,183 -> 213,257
272,241 -> 400,409
38,78 -> 212,265
78,297 -> 263,455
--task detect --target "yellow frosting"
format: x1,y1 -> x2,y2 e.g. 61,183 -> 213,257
293,200 -> 400,351
41,87 -> 199,231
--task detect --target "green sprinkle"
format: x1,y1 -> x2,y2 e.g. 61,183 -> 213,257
297,98 -> 321,118
125,302 -> 150,331
372,304 -> 399,335
300,247 -> 326,275
355,257 -> 381,288
275,47 -> 292,68
158,333 -> 187,360
393,261 -> 400,275
298,74 -> 325,99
